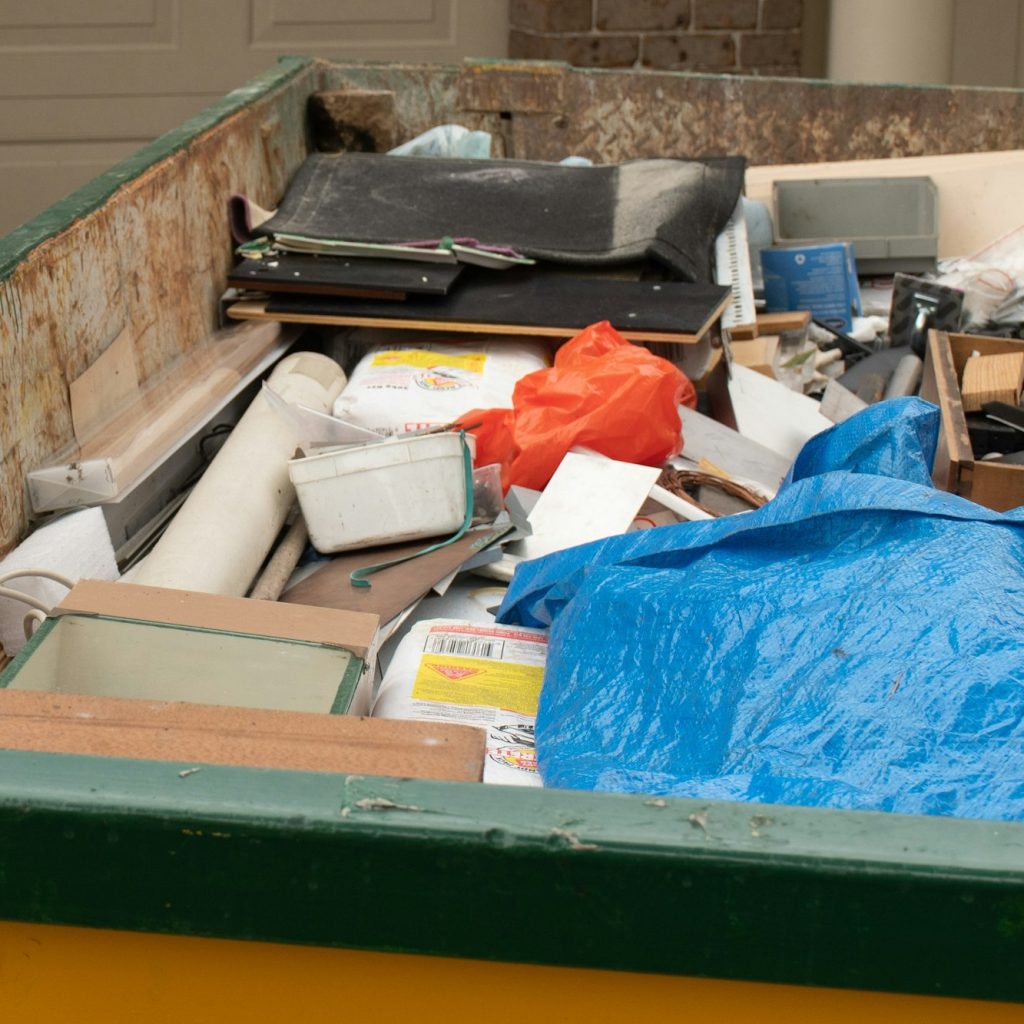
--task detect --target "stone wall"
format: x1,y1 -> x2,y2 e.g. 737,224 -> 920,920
509,0 -> 803,76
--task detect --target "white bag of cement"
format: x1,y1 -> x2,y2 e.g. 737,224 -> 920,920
333,341 -> 549,436
0,507 -> 119,656
372,618 -> 548,786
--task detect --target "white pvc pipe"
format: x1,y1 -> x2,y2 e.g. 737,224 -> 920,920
884,353 -> 924,399
135,352 -> 346,596
649,483 -> 714,522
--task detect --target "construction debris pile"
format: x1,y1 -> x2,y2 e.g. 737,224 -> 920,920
4,119 -> 1024,822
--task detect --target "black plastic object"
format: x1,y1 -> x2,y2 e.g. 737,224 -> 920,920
968,412 -> 1024,457
889,273 -> 964,356
228,254 -> 463,299
982,400 -> 1024,434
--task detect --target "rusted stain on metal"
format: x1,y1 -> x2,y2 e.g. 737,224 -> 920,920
308,91 -> 397,153
318,61 -> 1024,165
458,61 -> 568,114
320,63 -> 493,149
0,66 -> 314,557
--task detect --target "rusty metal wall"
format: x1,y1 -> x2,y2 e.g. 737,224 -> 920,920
0,65 -> 315,556
325,61 -> 1024,165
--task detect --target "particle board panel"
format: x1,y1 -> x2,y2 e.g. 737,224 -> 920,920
231,274 -> 729,345
0,689 -> 485,783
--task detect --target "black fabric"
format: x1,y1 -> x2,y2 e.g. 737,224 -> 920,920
264,267 -> 729,337
258,152 -> 746,283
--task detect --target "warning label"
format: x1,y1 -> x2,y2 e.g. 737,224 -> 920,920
412,654 -> 543,716
371,349 -> 487,374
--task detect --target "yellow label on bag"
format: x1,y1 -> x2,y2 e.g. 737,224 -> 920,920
412,656 -> 544,716
371,349 -> 487,374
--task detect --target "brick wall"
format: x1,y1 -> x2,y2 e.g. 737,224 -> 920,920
509,0 -> 803,76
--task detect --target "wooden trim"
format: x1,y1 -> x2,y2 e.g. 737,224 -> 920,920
922,329 -> 974,493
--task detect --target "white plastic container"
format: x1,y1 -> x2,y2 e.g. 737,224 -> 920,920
289,432 -> 467,554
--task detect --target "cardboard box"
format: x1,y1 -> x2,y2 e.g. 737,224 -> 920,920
921,330 -> 1024,511
0,689 -> 485,782
761,243 -> 861,332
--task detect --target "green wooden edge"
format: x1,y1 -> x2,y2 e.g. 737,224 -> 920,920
330,654 -> 364,714
0,57 -> 313,284
0,749 -> 1022,1002
0,614 -> 56,683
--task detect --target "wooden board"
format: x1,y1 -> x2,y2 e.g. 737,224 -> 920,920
68,326 -> 139,441
228,299 -> 718,345
257,272 -> 728,342
960,351 -> 1024,412
730,310 -> 812,341
55,579 -> 380,661
922,330 -> 1024,510
283,524 -> 511,625
0,689 -> 485,783
229,273 -> 730,345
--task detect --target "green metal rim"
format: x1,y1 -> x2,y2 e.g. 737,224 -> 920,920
0,749 -> 1021,1002
0,57 -> 313,284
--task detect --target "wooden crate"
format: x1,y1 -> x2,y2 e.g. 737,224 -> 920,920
921,330 -> 1024,510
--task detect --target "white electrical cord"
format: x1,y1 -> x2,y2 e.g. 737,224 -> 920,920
22,608 -> 47,640
0,568 -> 77,642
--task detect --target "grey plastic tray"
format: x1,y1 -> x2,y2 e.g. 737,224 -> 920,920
773,176 -> 938,273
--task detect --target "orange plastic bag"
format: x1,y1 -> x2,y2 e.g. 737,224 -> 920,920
458,321 -> 696,492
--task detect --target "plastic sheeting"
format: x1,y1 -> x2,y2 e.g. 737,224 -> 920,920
497,398 -> 1024,821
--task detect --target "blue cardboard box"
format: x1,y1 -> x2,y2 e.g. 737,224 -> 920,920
760,242 -> 862,331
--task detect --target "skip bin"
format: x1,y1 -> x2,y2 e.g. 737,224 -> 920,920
1,59 -> 1024,1021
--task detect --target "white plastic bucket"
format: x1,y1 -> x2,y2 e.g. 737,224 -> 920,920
288,432 -> 467,554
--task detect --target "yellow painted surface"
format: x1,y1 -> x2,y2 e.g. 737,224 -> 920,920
1,919 -> 1022,1023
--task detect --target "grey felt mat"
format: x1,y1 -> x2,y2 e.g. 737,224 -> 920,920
259,152 -> 745,283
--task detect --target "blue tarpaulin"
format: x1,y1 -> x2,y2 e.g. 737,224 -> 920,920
497,398 -> 1024,820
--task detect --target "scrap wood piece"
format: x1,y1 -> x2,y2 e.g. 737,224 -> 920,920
282,524 -> 512,624
961,351 -> 1024,413
228,269 -> 731,346
730,309 -> 812,342
0,689 -> 485,783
